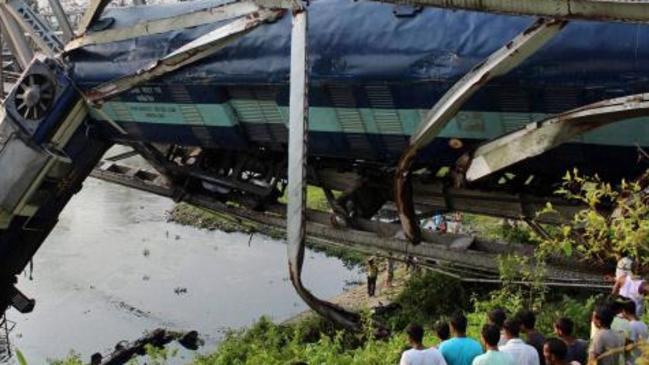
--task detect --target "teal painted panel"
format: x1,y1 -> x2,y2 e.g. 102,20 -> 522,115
358,108 -> 379,134
90,101 -> 649,147
396,110 -> 420,135
583,117 -> 649,146
199,104 -> 240,127
92,102 -> 238,127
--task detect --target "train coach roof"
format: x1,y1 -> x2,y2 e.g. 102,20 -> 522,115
68,0 -> 649,87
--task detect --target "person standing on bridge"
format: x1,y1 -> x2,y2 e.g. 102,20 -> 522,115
367,257 -> 378,297
611,257 -> 648,318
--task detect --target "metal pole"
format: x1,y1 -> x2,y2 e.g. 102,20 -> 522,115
47,0 -> 73,43
287,8 -> 308,280
0,6 -> 32,70
0,26 -> 4,99
286,6 -> 360,331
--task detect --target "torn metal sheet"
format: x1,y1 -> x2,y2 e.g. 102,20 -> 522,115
395,17 -> 566,244
86,8 -> 283,103
286,8 -> 360,331
65,0 -> 262,51
377,0 -> 649,24
463,93 -> 649,182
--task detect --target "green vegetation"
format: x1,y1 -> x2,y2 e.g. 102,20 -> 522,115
277,185 -> 336,212
191,316 -> 408,365
95,273 -> 591,365
538,170 -> 649,263
170,203 -> 275,236
462,214 -> 536,244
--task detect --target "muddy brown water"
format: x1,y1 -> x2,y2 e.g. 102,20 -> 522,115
6,178 -> 362,364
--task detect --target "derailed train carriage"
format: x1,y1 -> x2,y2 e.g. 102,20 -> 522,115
0,0 -> 648,336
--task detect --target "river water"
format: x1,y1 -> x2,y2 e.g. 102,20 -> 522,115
6,177 -> 362,364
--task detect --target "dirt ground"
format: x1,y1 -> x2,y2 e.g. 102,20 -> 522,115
285,264 -> 408,324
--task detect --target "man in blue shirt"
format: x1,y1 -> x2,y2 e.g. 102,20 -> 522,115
439,312 -> 483,365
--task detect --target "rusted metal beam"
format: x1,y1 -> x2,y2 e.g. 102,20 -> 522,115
47,0 -> 73,43
377,0 -> 649,24
0,6 -> 32,69
86,9 -> 283,104
65,1 -> 262,51
462,93 -> 649,182
395,18 -> 567,244
285,7 -> 361,331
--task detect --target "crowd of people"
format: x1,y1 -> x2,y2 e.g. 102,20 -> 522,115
399,257 -> 649,365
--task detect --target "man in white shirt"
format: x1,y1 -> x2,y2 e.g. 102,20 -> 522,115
400,323 -> 448,365
499,318 -> 541,365
611,257 -> 648,317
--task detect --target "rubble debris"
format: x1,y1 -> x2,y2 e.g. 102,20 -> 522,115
93,328 -> 202,365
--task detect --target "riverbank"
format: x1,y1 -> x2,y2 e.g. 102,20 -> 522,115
284,265 -> 409,325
